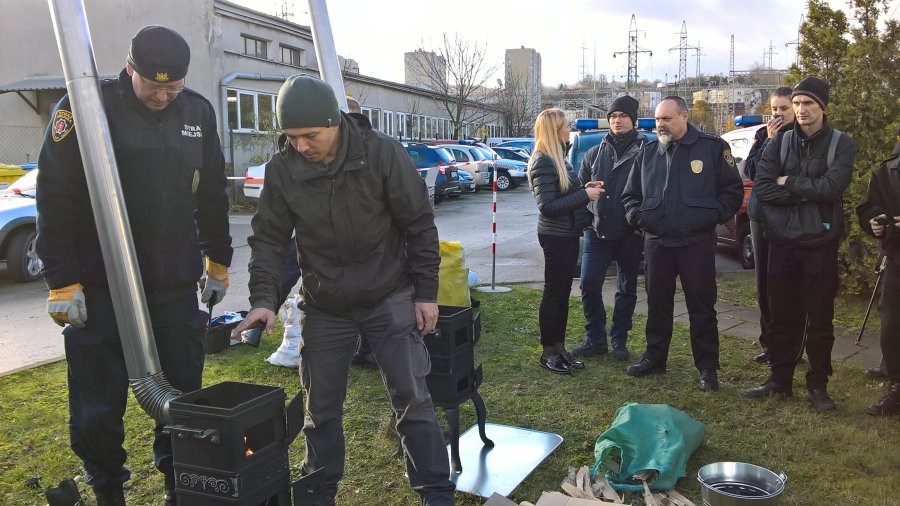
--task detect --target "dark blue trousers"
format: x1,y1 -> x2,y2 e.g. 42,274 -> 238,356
643,236 -> 720,371
579,230 -> 642,350
63,285 -> 207,489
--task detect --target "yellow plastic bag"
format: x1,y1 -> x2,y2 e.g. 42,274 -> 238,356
437,240 -> 470,306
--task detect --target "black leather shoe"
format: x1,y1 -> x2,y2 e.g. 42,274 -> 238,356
559,350 -> 585,369
753,350 -> 770,363
744,381 -> 792,399
866,382 -> 900,416
571,339 -> 607,357
93,486 -> 126,506
539,354 -> 571,374
699,370 -> 719,391
865,367 -> 887,378
611,345 -> 630,361
807,388 -> 837,411
625,357 -> 666,377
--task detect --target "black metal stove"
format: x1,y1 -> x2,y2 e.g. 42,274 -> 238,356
166,381 -> 306,505
424,305 -> 494,473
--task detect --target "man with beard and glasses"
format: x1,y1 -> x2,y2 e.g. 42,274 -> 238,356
622,96 -> 743,391
572,95 -> 647,362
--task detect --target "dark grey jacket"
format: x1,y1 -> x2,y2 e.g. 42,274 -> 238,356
755,120 -> 856,248
529,152 -> 591,237
247,112 -> 439,315
578,132 -> 647,240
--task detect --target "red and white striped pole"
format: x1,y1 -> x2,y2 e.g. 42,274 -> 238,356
477,155 -> 510,293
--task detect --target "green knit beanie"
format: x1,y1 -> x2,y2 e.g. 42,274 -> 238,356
276,75 -> 341,129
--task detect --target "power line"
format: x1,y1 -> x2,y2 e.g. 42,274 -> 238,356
612,14 -> 652,90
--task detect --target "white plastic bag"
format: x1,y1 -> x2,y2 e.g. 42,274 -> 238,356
266,294 -> 302,368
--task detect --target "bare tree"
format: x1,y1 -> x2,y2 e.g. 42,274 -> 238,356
402,94 -> 425,141
499,68 -> 539,137
343,82 -> 370,107
409,34 -> 498,139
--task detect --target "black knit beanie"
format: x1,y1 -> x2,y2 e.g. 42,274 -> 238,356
607,95 -> 639,125
127,26 -> 190,83
792,77 -> 829,109
276,75 -> 341,129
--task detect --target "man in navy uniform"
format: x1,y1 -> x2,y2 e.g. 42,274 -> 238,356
37,26 -> 232,505
622,96 -> 743,392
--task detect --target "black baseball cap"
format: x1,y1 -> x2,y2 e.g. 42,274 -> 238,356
127,25 -> 190,83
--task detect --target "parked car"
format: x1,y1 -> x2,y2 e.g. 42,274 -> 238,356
243,162 -> 265,199
490,146 -> 529,163
440,144 -> 490,185
476,146 -> 528,191
457,169 -> 478,193
403,143 -> 461,203
721,123 -> 765,166
0,169 -> 41,282
496,139 -> 535,154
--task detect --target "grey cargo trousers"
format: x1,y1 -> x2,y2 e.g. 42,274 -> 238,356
298,285 -> 455,505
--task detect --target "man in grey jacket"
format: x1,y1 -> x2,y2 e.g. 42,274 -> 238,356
233,75 -> 454,506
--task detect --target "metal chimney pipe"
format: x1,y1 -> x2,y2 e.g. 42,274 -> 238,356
47,0 -> 180,423
307,0 -> 349,112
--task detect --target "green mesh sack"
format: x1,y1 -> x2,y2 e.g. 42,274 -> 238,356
590,403 -> 705,491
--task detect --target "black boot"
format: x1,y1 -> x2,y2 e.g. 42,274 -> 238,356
164,473 -> 176,506
93,486 -> 125,506
867,382 -> 900,417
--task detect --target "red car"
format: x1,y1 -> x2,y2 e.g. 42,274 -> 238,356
716,124 -> 765,269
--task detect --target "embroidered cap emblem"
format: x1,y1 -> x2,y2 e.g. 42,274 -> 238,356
156,72 -> 169,82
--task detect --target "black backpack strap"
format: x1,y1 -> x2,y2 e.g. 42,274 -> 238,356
827,128 -> 841,167
779,130 -> 793,167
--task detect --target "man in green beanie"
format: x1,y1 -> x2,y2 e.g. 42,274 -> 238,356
234,75 -> 454,505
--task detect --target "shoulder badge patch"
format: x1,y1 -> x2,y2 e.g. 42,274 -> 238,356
691,160 -> 703,174
52,109 -> 75,142
723,148 -> 735,168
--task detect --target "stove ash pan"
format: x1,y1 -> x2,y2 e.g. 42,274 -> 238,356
167,381 -> 303,505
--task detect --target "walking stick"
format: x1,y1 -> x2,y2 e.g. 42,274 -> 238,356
856,255 -> 887,345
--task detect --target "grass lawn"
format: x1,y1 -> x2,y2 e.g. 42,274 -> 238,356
1,286 -> 899,505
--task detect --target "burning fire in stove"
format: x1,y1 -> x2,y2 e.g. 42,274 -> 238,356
244,436 -> 254,457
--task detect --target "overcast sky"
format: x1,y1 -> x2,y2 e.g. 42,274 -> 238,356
233,0 -> 899,87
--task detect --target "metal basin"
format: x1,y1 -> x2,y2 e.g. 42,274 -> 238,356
697,462 -> 787,506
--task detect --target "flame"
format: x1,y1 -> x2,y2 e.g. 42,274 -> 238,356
244,436 -> 254,457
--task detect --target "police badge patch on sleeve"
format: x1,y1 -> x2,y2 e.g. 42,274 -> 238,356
51,109 -> 75,142
723,148 -> 735,168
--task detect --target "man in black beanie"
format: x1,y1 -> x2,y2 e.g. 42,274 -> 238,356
572,95 -> 646,361
746,76 -> 856,411
855,124 -> 900,416
234,75 -> 455,505
37,25 -> 232,506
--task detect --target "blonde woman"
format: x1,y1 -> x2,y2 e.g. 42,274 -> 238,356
528,108 -> 604,374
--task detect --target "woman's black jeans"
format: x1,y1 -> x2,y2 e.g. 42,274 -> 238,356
538,234 -> 580,346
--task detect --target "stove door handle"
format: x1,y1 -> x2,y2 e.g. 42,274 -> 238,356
164,425 -> 222,444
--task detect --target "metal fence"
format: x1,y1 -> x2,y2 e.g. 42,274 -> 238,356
0,125 -> 45,165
